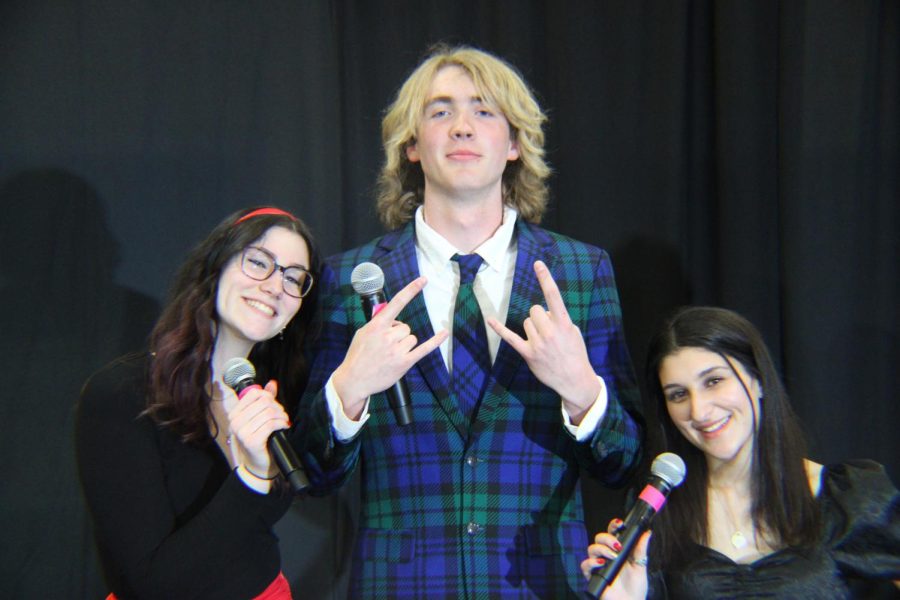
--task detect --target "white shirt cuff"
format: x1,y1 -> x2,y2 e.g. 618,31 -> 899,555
326,375 -> 370,441
562,375 -> 609,441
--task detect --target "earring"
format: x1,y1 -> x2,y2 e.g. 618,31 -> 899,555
278,328 -> 285,341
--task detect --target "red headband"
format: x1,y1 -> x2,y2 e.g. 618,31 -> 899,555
233,207 -> 298,225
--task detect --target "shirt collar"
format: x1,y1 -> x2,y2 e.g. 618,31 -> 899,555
414,205 -> 518,273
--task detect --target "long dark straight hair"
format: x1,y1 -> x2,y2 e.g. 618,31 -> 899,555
645,306 -> 819,566
145,207 -> 321,443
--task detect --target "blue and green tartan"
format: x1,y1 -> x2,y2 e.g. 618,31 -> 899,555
296,219 -> 644,598
451,253 -> 490,420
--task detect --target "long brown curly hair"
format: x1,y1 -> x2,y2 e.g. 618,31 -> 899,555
145,207 -> 321,443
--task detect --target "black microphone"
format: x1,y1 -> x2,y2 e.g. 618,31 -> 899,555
223,357 -> 309,493
350,262 -> 413,426
586,452 -> 686,598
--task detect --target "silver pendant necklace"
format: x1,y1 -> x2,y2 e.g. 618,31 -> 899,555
713,487 -> 751,550
730,530 -> 748,549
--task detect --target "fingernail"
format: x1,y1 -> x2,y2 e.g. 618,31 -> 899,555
613,541 -> 622,551
596,558 -> 605,565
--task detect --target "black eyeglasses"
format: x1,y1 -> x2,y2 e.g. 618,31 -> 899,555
240,246 -> 314,298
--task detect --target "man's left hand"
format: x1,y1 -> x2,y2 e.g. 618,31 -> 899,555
487,260 -> 601,423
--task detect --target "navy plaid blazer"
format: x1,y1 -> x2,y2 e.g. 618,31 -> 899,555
297,219 -> 643,598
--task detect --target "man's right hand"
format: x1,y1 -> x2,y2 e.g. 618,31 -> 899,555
333,276 -> 448,419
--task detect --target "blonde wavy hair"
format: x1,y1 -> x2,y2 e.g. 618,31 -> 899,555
376,45 -> 550,229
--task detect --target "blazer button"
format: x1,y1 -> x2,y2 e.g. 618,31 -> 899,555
466,522 -> 483,536
465,454 -> 478,466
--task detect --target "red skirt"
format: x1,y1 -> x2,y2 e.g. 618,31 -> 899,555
106,571 -> 292,599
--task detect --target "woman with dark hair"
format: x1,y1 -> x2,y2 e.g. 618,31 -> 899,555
76,207 -> 320,599
582,306 -> 899,598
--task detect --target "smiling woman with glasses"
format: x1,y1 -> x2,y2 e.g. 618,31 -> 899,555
241,245 -> 314,299
76,206 -> 322,600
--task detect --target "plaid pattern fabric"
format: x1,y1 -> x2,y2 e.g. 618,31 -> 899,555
451,253 -> 490,420
296,220 -> 644,598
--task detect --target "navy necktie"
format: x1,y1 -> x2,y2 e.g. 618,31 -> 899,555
451,253 -> 491,419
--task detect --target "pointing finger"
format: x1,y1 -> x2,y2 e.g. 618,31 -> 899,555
373,276 -> 427,322
487,317 -> 529,357
407,329 -> 450,363
533,261 -> 571,324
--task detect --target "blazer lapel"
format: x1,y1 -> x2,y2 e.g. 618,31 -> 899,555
472,221 -> 554,437
376,225 -> 468,439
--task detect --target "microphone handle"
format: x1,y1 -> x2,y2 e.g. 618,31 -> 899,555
361,291 -> 413,426
268,431 -> 309,492
386,380 -> 413,426
586,479 -> 669,598
360,291 -> 389,318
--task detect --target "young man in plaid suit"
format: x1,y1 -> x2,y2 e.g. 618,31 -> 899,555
298,45 -> 644,598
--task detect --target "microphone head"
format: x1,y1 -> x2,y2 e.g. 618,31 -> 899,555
223,357 -> 256,389
351,262 -> 385,296
651,452 -> 686,488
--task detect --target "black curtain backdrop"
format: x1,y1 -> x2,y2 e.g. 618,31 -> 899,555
1,2 -> 896,598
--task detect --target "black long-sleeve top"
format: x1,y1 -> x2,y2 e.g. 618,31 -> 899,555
649,461 -> 900,599
76,354 -> 293,599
